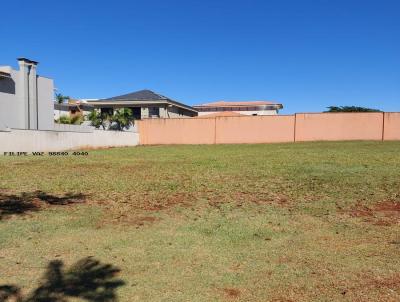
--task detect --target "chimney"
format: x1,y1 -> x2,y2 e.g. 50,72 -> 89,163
17,58 -> 39,129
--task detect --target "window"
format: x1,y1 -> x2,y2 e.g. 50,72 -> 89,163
149,107 -> 160,117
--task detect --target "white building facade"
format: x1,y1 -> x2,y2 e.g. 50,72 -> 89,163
0,58 -> 54,130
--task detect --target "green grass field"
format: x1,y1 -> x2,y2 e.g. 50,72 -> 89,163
0,142 -> 399,301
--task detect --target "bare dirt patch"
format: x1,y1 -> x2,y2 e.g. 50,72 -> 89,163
98,213 -> 160,228
338,273 -> 400,300
342,201 -> 400,226
374,201 -> 400,213
142,193 -> 193,211
223,288 -> 241,299
128,216 -> 158,227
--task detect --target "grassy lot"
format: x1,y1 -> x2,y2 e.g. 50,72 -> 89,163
0,141 -> 399,301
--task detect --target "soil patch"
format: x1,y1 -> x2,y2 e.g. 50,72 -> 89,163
100,214 -> 159,227
223,288 -> 241,299
340,273 -> 400,299
142,193 -> 193,211
342,201 -> 400,226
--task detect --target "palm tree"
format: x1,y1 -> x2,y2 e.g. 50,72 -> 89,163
87,108 -> 134,131
110,108 -> 134,131
55,93 -> 70,104
88,110 -> 108,130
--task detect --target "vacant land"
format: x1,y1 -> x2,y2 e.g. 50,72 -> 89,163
0,142 -> 399,301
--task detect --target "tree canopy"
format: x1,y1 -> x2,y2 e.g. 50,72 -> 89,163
325,106 -> 381,113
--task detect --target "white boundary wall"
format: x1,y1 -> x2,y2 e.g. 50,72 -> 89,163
53,123 -> 95,133
0,129 -> 139,152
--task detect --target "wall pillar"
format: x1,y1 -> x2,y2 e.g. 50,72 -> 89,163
141,107 -> 149,119
159,106 -> 168,118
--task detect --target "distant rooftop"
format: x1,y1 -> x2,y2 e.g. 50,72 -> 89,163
195,111 -> 245,118
194,101 -> 283,108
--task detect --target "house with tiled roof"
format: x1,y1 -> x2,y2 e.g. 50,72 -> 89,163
193,100 -> 283,117
87,89 -> 197,119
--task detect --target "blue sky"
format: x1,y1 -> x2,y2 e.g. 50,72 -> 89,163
1,0 -> 399,113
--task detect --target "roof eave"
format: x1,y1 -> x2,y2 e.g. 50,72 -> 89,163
88,99 -> 198,113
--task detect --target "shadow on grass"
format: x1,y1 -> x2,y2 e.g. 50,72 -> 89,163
0,191 -> 87,220
0,257 -> 125,302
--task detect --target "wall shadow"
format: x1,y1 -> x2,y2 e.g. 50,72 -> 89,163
0,191 -> 87,221
0,257 -> 125,301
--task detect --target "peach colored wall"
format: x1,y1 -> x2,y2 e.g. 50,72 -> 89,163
215,115 -> 295,144
295,113 -> 384,142
138,118 -> 215,145
138,112 -> 400,145
383,112 -> 400,140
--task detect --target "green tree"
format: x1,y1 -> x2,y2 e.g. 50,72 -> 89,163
325,106 -> 381,113
109,108 -> 134,131
88,108 -> 134,131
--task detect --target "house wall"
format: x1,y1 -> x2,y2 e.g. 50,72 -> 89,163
137,112 -> 400,145
0,60 -> 54,130
0,69 -> 24,129
163,105 -> 196,118
139,105 -> 196,118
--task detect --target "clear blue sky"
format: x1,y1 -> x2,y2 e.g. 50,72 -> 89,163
1,0 -> 399,113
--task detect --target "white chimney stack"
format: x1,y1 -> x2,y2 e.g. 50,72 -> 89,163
17,58 -> 39,129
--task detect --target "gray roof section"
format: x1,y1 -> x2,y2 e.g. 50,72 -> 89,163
102,89 -> 169,101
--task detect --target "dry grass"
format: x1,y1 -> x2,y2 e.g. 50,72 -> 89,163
0,141 -> 399,301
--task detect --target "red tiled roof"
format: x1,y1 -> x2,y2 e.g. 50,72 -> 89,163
194,101 -> 281,107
